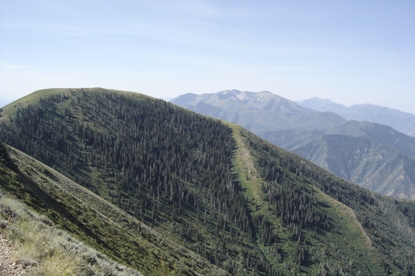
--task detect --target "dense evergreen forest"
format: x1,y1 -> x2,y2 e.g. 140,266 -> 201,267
1,88 -> 415,275
0,89 -> 271,274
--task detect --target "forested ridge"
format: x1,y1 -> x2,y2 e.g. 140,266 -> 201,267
242,129 -> 415,274
1,88 -> 415,275
0,88 -> 266,274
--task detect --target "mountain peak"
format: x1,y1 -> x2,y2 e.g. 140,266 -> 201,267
255,90 -> 278,102
171,89 -> 346,135
217,89 -> 241,95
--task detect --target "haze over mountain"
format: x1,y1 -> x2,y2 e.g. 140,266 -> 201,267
297,97 -> 415,137
2,88 -> 415,274
172,90 -> 346,135
172,90 -> 415,199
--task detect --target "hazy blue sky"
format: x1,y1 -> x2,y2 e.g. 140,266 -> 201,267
1,1 -> 414,113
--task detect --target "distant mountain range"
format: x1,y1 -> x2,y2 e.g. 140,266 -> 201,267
172,90 -> 345,134
172,90 -> 415,199
297,97 -> 415,137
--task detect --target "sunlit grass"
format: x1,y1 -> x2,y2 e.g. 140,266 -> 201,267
0,192 -> 141,276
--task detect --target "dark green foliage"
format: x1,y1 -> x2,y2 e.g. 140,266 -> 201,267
0,142 -> 17,170
0,146 -> 228,275
397,200 -> 415,227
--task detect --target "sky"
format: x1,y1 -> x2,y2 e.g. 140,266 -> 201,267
1,0 -> 414,114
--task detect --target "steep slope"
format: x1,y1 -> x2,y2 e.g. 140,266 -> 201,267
263,120 -> 415,160
173,90 -> 415,199
298,97 -> 415,137
326,121 -> 415,159
0,151 -> 142,275
290,134 -> 415,198
237,128 -> 415,274
171,90 -> 346,134
261,121 -> 415,198
0,143 -> 226,275
1,88 -> 415,274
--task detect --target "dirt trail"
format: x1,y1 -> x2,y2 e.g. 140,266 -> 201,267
318,187 -> 373,248
0,233 -> 28,276
232,125 -> 373,250
341,203 -> 373,248
231,126 -> 263,203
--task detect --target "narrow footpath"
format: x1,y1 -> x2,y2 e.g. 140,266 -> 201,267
0,233 -> 27,276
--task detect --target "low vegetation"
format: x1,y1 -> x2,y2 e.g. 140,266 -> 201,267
0,192 -> 141,276
0,143 -> 142,275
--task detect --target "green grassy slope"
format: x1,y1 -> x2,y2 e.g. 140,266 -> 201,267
0,185 -> 142,275
1,88 -> 415,275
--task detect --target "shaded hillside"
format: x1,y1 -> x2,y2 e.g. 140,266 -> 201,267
1,88 -> 415,274
0,147 -> 142,275
261,121 -> 415,199
0,143 -> 227,275
289,134 -> 415,198
298,97 -> 415,137
173,90 -> 415,199
326,121 -> 415,159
